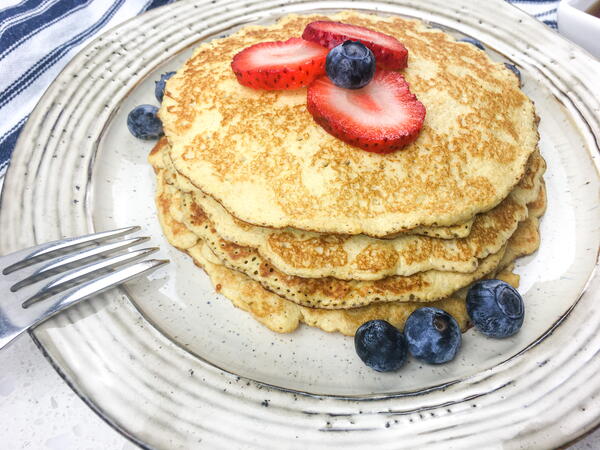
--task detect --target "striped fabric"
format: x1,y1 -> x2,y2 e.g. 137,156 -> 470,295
0,0 -> 559,179
509,0 -> 560,28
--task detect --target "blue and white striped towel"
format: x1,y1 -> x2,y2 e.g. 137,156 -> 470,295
0,0 -> 559,179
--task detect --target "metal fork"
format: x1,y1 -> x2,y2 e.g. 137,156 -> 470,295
0,226 -> 168,350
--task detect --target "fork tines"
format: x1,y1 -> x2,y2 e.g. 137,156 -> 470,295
1,226 -> 167,309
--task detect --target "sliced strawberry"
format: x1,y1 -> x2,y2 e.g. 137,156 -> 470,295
307,70 -> 425,153
302,21 -> 408,70
231,38 -> 328,90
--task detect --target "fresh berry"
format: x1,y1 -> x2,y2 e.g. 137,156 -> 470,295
155,71 -> 176,102
127,105 -> 163,140
458,37 -> 485,50
354,320 -> 407,372
302,21 -> 408,70
466,280 -> 524,338
326,41 -> 375,89
504,63 -> 522,85
307,70 -> 426,153
404,307 -> 461,364
231,38 -> 327,90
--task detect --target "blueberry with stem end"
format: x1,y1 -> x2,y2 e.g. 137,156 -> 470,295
326,40 -> 376,90
466,279 -> 524,338
404,307 -> 461,364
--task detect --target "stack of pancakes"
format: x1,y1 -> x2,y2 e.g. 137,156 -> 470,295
150,12 -> 546,335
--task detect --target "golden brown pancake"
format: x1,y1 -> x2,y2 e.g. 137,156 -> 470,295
153,135 -> 478,240
154,185 -> 543,335
161,142 -> 545,280
159,12 -> 538,237
152,165 -> 546,310
188,241 -> 472,335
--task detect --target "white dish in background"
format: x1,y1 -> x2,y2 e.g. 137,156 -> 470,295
558,0 -> 600,57
0,0 -> 600,448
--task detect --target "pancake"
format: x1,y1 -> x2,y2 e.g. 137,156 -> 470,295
166,145 -> 545,280
153,138 -> 544,280
389,219 -> 474,240
160,12 -> 539,237
155,167 -> 509,309
498,183 -> 546,271
156,196 -> 541,336
151,156 -> 544,334
154,165 -> 199,251
152,136 -> 476,240
188,241 -> 471,335
154,165 -> 545,309
188,243 -> 527,336
154,137 -> 474,239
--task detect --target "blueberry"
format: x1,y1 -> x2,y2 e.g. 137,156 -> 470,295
466,280 -> 524,338
326,41 -> 375,90
155,71 -> 176,102
504,63 -> 522,85
354,320 -> 407,372
404,307 -> 461,364
127,105 -> 163,140
458,37 -> 485,51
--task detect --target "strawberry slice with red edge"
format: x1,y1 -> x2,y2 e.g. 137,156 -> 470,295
231,38 -> 328,90
307,70 -> 426,153
302,21 -> 409,70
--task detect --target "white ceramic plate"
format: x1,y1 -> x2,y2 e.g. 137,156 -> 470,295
1,0 -> 600,448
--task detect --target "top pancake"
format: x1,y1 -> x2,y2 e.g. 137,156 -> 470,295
160,11 -> 538,237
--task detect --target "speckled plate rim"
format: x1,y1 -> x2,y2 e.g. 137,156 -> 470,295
1,0 -> 600,448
